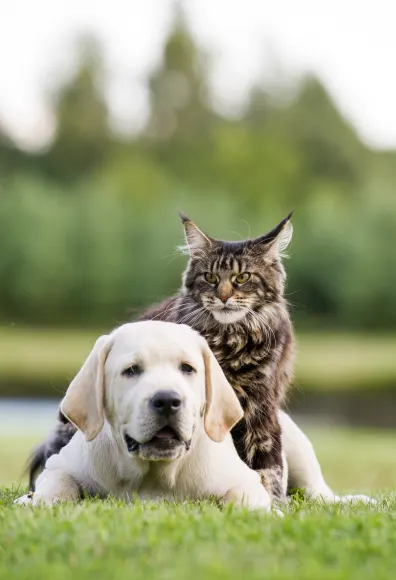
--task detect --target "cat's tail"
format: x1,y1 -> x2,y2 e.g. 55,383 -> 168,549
27,412 -> 76,490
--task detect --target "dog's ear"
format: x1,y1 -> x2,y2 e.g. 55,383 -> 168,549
60,334 -> 111,442
201,342 -> 244,442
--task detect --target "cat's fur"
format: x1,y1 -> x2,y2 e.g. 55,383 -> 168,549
28,214 -> 294,499
139,214 -> 294,498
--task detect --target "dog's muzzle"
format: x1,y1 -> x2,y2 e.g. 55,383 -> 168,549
124,390 -> 192,459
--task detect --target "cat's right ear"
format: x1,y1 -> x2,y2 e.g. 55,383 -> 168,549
179,213 -> 213,256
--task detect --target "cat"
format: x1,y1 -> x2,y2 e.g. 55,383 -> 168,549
28,213 -> 294,500
139,213 -> 294,499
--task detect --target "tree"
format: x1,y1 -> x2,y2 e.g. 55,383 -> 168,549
146,8 -> 213,147
44,35 -> 111,183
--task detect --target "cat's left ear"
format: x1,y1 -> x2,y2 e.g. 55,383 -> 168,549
252,211 -> 293,257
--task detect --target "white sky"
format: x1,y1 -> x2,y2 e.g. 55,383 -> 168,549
1,0 -> 396,150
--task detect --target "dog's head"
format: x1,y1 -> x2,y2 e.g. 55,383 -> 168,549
60,321 -> 243,461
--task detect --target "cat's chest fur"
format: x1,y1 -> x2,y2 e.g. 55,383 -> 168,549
204,324 -> 271,374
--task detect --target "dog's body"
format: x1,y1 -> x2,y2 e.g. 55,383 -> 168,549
26,414 -> 273,509
17,321 -> 373,508
18,322 -> 275,509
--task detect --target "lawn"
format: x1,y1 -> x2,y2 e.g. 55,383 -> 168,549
1,326 -> 396,395
1,489 -> 395,580
2,328 -> 396,578
2,426 -> 396,579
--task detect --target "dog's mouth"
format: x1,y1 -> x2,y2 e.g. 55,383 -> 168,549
124,427 -> 190,454
150,426 -> 181,441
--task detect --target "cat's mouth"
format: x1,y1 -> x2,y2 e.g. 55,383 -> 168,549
210,307 -> 247,324
214,304 -> 245,313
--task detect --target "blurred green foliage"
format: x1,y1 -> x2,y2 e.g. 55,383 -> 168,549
1,15 -> 396,330
1,327 -> 396,397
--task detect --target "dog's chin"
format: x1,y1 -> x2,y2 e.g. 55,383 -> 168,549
124,428 -> 190,462
137,440 -> 186,461
211,308 -> 247,324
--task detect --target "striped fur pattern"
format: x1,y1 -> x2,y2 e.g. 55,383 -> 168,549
140,214 -> 295,499
28,214 -> 294,500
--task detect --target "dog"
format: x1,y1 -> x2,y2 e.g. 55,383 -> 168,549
16,321 -> 281,510
16,321 -> 373,508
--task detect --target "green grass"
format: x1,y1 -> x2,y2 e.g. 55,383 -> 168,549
1,490 -> 395,580
1,326 -> 396,395
2,427 -> 396,579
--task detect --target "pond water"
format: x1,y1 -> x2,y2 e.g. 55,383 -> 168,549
1,392 -> 396,434
0,398 -> 59,434
289,389 -> 396,429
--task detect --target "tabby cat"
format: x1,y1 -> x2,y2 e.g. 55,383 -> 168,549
140,213 -> 294,498
29,213 -> 294,499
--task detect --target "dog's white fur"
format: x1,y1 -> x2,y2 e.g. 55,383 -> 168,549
279,411 -> 372,504
16,321 -> 373,508
18,322 -> 274,509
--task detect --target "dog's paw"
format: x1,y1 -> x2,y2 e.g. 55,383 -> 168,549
304,485 -> 377,505
333,494 -> 377,505
224,485 -> 272,512
271,506 -> 285,518
14,491 -> 34,506
308,491 -> 377,505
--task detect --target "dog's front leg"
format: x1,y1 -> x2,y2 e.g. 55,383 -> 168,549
279,411 -> 375,504
279,410 -> 333,497
16,468 -> 80,506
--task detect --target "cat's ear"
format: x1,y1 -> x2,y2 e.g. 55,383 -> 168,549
180,213 -> 213,256
251,211 -> 293,258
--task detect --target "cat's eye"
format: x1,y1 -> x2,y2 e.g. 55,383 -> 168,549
205,272 -> 218,284
122,364 -> 143,377
180,363 -> 196,374
235,273 -> 251,284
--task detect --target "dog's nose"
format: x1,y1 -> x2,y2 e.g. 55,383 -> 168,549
150,391 -> 182,417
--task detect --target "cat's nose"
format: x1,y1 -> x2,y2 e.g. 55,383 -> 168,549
219,294 -> 229,303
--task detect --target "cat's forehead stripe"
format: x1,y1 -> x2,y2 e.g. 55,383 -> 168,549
220,241 -> 246,254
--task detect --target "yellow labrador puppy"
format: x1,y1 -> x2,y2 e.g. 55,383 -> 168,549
17,321 -> 277,510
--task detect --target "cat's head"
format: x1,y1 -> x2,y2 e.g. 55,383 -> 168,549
180,213 -> 293,325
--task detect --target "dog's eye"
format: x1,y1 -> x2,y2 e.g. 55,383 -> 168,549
123,364 -> 142,377
180,363 -> 196,374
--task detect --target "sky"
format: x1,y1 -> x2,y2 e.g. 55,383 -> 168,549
1,0 -> 396,150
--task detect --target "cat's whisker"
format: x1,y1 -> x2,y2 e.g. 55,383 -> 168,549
178,307 -> 206,327
181,312 -> 206,329
162,251 -> 184,269
149,301 -> 195,321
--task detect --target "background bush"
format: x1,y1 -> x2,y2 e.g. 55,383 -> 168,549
1,16 -> 396,331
